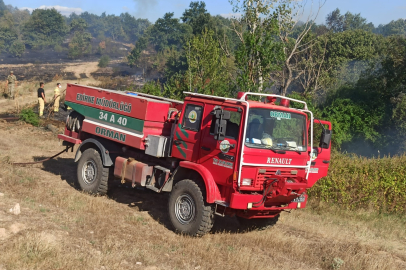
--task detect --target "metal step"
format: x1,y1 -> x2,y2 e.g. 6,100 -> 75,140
215,200 -> 229,207
145,185 -> 160,193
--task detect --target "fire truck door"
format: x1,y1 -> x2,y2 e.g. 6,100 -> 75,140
171,102 -> 204,161
307,120 -> 332,188
198,105 -> 242,186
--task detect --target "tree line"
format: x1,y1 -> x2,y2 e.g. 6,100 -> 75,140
126,1 -> 406,156
0,0 -> 150,58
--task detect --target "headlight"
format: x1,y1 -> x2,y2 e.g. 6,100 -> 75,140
242,178 -> 252,186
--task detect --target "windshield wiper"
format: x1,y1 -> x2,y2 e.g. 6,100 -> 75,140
267,147 -> 286,154
286,146 -> 302,155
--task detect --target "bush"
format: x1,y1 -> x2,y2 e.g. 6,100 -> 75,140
9,40 -> 25,58
98,55 -> 110,68
54,44 -> 64,53
309,152 -> 406,214
137,80 -> 162,96
19,108 -> 40,126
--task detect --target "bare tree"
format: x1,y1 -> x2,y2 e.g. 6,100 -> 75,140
272,0 -> 326,96
297,34 -> 330,96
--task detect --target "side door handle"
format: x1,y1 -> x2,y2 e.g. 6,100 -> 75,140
174,140 -> 182,145
201,146 -> 211,151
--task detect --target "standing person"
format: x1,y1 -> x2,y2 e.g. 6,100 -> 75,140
37,82 -> 46,117
5,71 -> 17,99
54,83 -> 61,113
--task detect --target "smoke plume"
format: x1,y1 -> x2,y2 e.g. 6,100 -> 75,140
133,0 -> 158,19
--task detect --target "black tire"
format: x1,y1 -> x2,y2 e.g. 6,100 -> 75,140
237,214 -> 280,231
76,148 -> 110,195
168,179 -> 214,237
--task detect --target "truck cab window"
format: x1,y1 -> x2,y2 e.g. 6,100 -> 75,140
182,104 -> 203,131
245,108 -> 307,151
209,110 -> 241,140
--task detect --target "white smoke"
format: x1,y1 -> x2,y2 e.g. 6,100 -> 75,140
133,0 -> 158,18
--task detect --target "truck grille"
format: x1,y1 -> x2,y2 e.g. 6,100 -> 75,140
255,169 -> 292,188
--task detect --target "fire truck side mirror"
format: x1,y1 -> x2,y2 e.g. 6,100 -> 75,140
213,109 -> 230,141
214,119 -> 227,140
319,129 -> 332,149
222,110 -> 230,120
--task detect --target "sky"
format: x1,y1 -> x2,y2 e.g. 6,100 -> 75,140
9,0 -> 406,26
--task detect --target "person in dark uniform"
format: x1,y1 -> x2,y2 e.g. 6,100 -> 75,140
37,82 -> 46,117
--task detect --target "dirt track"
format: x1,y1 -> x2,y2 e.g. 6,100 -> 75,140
0,115 -> 405,269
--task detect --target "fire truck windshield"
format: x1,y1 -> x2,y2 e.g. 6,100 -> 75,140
244,108 -> 307,152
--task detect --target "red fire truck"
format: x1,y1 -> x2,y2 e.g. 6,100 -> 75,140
58,84 -> 332,236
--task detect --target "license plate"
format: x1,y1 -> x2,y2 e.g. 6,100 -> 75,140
305,167 -> 319,173
292,194 -> 306,203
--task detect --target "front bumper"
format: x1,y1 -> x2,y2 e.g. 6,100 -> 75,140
229,192 -> 307,210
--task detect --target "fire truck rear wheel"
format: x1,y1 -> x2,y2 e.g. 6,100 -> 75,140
237,214 -> 280,231
77,148 -> 110,195
168,179 -> 214,237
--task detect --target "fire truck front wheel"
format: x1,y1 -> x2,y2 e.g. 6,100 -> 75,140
77,148 -> 110,195
168,180 -> 214,237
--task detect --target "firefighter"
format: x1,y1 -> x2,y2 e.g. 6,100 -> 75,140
54,83 -> 61,113
37,82 -> 46,117
5,71 -> 17,99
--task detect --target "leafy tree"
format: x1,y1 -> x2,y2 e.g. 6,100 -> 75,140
75,11 -> 106,39
163,47 -> 188,79
23,8 -> 68,49
211,15 -> 241,53
230,0 -> 284,92
391,93 -> 406,151
0,11 -> 18,52
326,8 -> 374,33
10,8 -> 30,40
187,29 -> 233,96
317,35 -> 405,153
149,12 -> 193,52
9,40 -> 25,57
0,0 -> 6,16
321,98 -> 381,147
105,15 -> 125,40
374,19 -> 406,36
68,18 -> 92,58
98,55 -> 110,67
127,34 -> 149,67
120,12 -> 150,42
70,18 -> 88,32
138,80 -> 163,96
181,1 -> 212,35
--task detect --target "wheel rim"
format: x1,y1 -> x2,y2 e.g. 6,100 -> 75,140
174,194 -> 196,225
82,159 -> 97,185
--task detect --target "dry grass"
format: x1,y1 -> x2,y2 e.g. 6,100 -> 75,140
62,61 -> 99,79
0,120 -> 405,270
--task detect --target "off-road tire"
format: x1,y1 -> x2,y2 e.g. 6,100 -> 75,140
77,148 -> 109,195
237,214 -> 280,231
168,179 -> 214,237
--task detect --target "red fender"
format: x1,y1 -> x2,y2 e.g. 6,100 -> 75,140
179,161 -> 221,203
